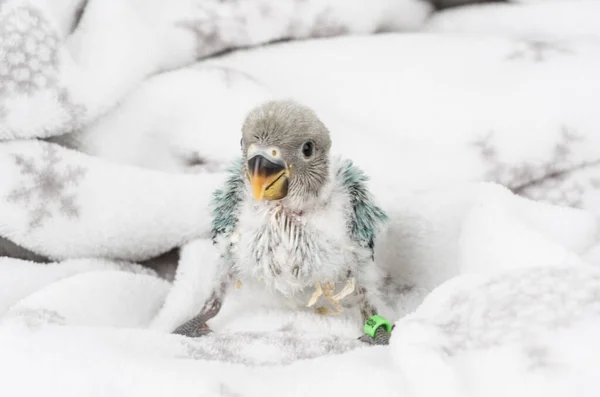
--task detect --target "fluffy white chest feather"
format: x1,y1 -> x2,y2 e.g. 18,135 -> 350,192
228,186 -> 370,299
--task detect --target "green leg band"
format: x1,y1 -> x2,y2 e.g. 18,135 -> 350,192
364,314 -> 392,338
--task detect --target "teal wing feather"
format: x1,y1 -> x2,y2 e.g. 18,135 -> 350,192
337,160 -> 388,259
211,157 -> 245,243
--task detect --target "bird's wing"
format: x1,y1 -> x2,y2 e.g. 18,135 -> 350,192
336,159 -> 388,258
211,157 -> 246,242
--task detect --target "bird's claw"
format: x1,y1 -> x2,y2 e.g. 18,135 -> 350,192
307,278 -> 356,315
358,327 -> 391,346
332,277 -> 356,301
358,334 -> 378,345
306,282 -> 323,307
172,316 -> 213,338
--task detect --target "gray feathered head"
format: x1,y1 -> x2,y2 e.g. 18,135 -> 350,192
241,100 -> 332,204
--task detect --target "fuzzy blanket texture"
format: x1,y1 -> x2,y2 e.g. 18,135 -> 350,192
1,0 -> 600,396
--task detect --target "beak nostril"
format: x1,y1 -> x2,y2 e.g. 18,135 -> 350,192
247,154 -> 285,175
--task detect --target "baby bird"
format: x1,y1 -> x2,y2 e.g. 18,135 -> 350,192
174,100 -> 388,342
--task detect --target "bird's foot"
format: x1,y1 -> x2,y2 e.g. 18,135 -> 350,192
332,277 -> 356,301
307,278 -> 356,315
358,326 -> 393,346
306,282 -> 323,307
172,316 -> 213,338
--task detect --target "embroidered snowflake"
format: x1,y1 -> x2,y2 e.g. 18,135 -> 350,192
179,330 -> 360,365
473,128 -> 599,209
310,8 -> 348,38
7,144 -> 87,229
57,87 -> 87,133
506,39 -> 572,62
10,308 -> 66,330
0,5 -> 60,97
0,4 -> 87,134
431,266 -> 600,356
176,2 -> 236,59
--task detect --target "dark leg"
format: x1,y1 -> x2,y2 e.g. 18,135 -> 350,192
172,272 -> 231,338
172,291 -> 223,337
359,289 -> 378,322
358,326 -> 394,345
357,287 -> 393,346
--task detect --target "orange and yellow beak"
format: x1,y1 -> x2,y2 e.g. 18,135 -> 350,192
246,151 -> 289,201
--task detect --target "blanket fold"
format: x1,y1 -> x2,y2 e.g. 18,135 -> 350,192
1,182 -> 600,397
0,0 -> 432,140
0,140 -> 221,261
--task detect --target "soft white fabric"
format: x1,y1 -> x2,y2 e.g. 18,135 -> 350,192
1,0 -> 600,396
0,140 -> 221,261
2,183 -> 600,397
0,0 -> 432,139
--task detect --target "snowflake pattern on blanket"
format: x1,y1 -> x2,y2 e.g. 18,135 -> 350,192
179,330 -> 362,366
0,1 -> 599,394
406,266 -> 600,358
7,145 -> 87,230
0,5 -> 59,98
505,39 -> 573,62
474,128 -> 600,209
0,2 -> 87,135
7,308 -> 66,330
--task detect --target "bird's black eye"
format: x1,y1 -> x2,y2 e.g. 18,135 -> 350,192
302,141 -> 314,158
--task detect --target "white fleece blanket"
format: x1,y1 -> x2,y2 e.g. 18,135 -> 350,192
2,0 -> 600,396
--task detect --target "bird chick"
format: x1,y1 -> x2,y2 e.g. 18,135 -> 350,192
173,100 -> 388,341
